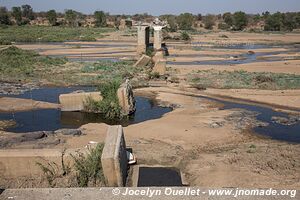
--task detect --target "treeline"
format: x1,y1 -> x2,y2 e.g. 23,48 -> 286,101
0,5 -> 109,27
1,5 -> 300,32
160,11 -> 300,32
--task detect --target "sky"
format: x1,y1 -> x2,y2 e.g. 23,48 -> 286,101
1,0 -> 300,15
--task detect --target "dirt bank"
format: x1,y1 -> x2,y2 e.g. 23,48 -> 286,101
0,97 -> 60,113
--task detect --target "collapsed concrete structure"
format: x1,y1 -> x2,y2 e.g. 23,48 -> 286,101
135,19 -> 168,75
59,80 -> 135,114
101,125 -> 128,187
136,18 -> 167,54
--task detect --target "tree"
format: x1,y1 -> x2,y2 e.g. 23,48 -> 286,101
264,12 -> 283,31
233,11 -> 248,30
21,4 -> 35,20
197,14 -> 202,21
0,7 -> 11,25
177,13 -> 194,30
223,12 -> 233,26
12,7 -> 22,25
65,9 -> 78,26
281,12 -> 297,31
94,11 -> 107,27
160,15 -> 177,32
47,10 -> 57,26
203,14 -> 215,30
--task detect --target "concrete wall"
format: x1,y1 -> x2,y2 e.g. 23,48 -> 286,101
59,92 -> 102,112
137,26 -> 150,54
101,125 -> 128,187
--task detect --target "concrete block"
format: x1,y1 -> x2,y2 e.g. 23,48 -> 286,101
101,125 -> 128,187
59,92 -> 102,112
152,51 -> 164,63
133,55 -> 151,67
117,80 -> 136,115
153,59 -> 167,75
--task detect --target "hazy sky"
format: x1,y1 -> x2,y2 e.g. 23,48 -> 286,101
1,0 -> 300,15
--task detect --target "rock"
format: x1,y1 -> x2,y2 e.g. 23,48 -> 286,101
133,55 -> 151,67
209,121 -> 225,128
59,92 -> 102,112
117,79 -> 136,115
152,59 -> 167,75
271,116 -> 300,126
248,50 -> 255,55
152,51 -> 164,63
55,129 -> 82,136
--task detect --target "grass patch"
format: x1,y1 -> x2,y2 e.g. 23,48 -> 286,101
81,60 -> 142,83
0,26 -> 113,44
84,80 -> 124,119
189,70 -> 300,90
37,144 -> 105,187
0,46 -> 67,80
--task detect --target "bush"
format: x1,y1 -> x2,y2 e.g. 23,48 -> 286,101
84,80 -> 124,119
177,13 -> 194,30
71,144 -> 105,187
203,14 -> 216,30
233,11 -> 248,31
180,32 -> 191,41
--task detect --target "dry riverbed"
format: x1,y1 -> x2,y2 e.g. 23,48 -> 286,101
0,87 -> 299,189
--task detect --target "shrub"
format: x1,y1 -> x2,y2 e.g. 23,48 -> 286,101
84,80 -> 124,119
71,144 -> 105,187
180,32 -> 191,41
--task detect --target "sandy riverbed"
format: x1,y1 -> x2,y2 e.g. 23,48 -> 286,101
1,87 -> 298,189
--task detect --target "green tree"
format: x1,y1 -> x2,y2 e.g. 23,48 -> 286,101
65,9 -> 78,26
0,7 -> 11,25
177,13 -> 194,30
281,12 -> 297,31
21,4 -> 35,20
94,11 -> 107,27
203,14 -> 215,30
223,12 -> 233,26
264,12 -> 283,31
46,10 -> 57,26
12,7 -> 22,25
160,15 -> 177,32
233,11 -> 248,30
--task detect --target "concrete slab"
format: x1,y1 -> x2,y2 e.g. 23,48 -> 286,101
133,55 -> 151,67
59,92 -> 102,111
101,125 -> 128,187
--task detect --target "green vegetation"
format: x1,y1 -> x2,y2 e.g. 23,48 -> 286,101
37,144 -> 105,187
0,26 -> 112,44
203,14 -> 216,30
84,80 -> 123,119
0,46 -> 67,80
46,10 -> 57,26
160,15 -> 177,32
71,144 -> 105,187
36,149 -> 71,187
189,70 -> 300,90
0,7 -> 11,25
81,60 -> 141,83
264,12 -> 300,31
94,11 -> 107,27
180,31 -> 191,41
233,11 -> 248,31
177,13 -> 194,30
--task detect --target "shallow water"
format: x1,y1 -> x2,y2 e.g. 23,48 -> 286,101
0,87 -> 172,133
137,167 -> 183,187
168,46 -> 300,66
200,95 -> 300,143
